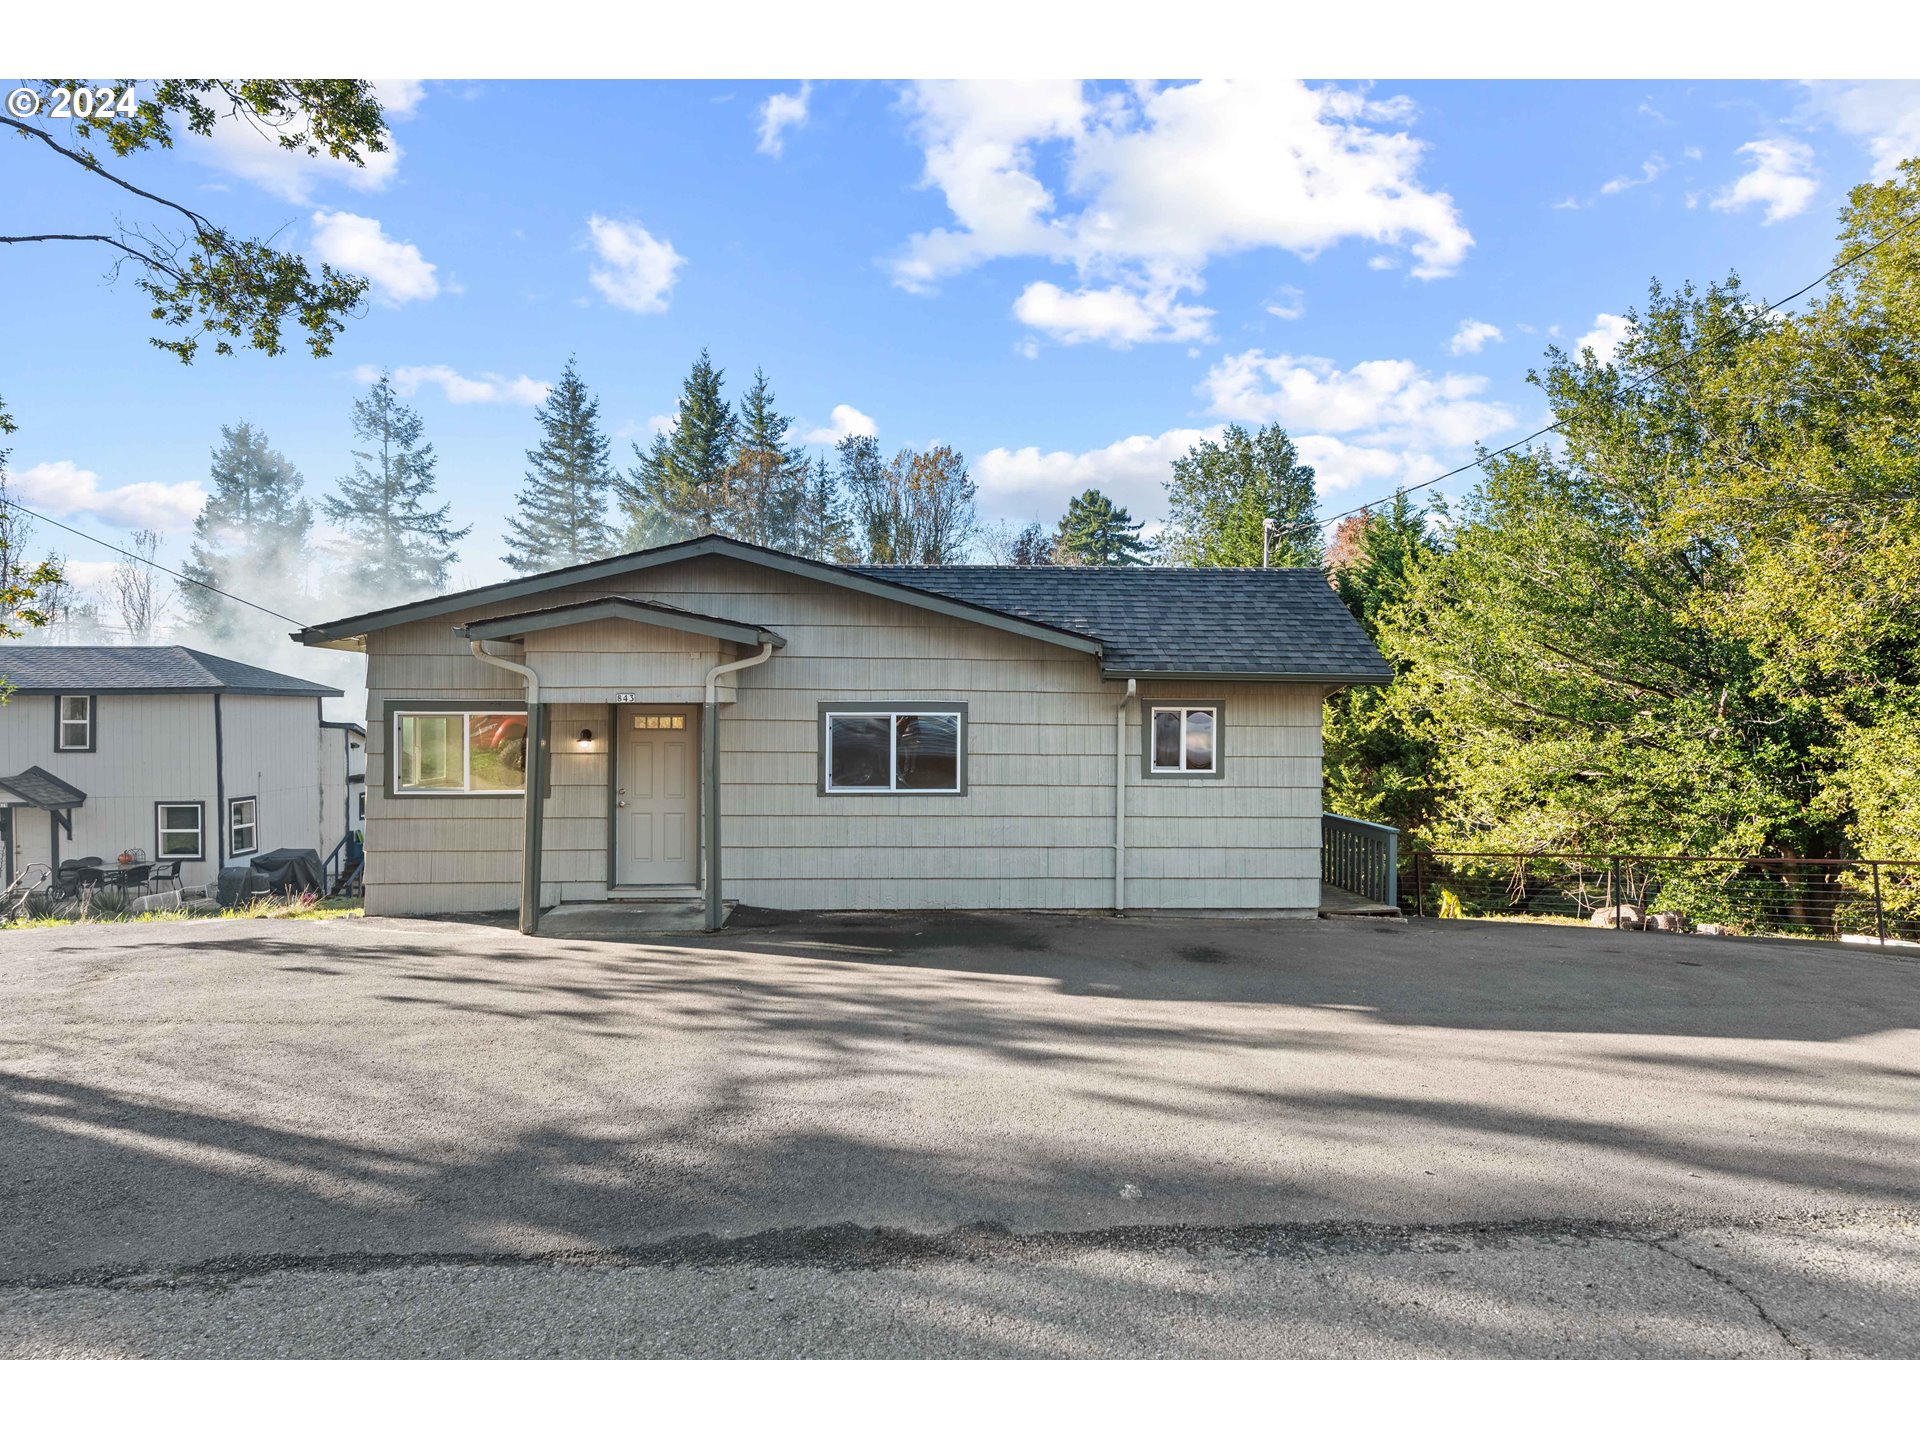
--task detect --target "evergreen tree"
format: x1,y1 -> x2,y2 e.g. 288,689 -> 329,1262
718,369 -> 810,548
181,422 -> 313,636
323,372 -> 470,599
502,359 -> 618,573
1055,488 -> 1150,566
794,453 -> 857,562
1161,422 -> 1320,567
836,433 -> 891,560
622,349 -> 736,546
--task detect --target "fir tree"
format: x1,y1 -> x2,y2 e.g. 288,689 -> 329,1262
181,422 -> 313,636
719,369 -> 810,548
322,372 -> 471,598
1055,488 -> 1150,566
502,359 -> 618,573
621,349 -> 736,546
794,453 -> 857,562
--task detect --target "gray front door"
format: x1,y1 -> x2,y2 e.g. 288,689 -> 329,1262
616,710 -> 698,886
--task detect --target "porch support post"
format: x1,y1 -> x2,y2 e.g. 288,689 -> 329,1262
520,702 -> 548,936
703,696 -> 721,932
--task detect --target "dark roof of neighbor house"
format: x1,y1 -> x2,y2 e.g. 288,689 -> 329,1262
294,534 -> 1389,684
857,565 -> 1393,682
0,765 -> 87,810
0,645 -> 342,697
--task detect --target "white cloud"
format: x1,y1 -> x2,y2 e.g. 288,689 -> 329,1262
757,82 -> 811,157
1203,350 -> 1514,449
1449,319 -> 1502,355
585,215 -> 685,314
184,104 -> 402,204
368,364 -> 549,405
975,427 -> 1223,520
802,404 -> 878,445
1012,280 -> 1212,346
1711,139 -> 1819,224
1265,285 -> 1305,321
1294,435 -> 1441,494
1800,81 -> 1920,181
11,460 -> 206,532
1599,154 -> 1667,196
372,80 -> 426,118
895,80 -> 1472,347
1573,313 -> 1632,365
309,211 -> 439,304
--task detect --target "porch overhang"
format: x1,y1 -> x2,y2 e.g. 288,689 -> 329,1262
0,765 -> 85,841
454,596 -> 786,651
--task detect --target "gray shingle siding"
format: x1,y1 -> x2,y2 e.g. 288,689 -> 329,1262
0,645 -> 340,696
856,566 -> 1392,682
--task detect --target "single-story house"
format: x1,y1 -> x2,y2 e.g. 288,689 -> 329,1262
0,645 -> 346,891
296,534 -> 1392,931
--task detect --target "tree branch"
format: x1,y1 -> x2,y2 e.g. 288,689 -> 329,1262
0,113 -> 214,235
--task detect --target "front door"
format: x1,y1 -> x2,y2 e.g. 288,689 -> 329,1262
616,709 -> 698,886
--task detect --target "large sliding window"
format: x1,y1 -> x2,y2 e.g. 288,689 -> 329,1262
820,705 -> 966,794
392,710 -> 527,795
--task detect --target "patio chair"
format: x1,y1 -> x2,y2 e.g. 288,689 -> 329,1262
116,864 -> 152,898
145,859 -> 183,902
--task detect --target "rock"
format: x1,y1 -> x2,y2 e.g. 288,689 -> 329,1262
1590,904 -> 1643,928
1695,923 -> 1731,936
1645,910 -> 1688,932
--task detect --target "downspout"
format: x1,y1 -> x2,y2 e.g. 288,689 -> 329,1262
1114,677 -> 1136,915
467,638 -> 545,936
703,641 -> 776,932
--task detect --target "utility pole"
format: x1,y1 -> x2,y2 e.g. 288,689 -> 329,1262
1262,517 -> 1275,568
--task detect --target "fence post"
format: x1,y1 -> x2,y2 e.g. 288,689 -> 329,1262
1610,856 -> 1621,929
1414,850 -> 1426,919
1873,861 -> 1887,946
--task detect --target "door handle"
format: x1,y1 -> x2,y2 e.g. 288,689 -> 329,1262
617,800 -> 628,808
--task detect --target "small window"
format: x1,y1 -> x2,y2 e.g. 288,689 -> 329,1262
822,707 -> 965,794
1149,705 -> 1219,775
156,802 -> 205,860
393,710 -> 527,795
55,695 -> 93,751
356,791 -> 366,822
228,796 -> 258,856
632,714 -> 686,730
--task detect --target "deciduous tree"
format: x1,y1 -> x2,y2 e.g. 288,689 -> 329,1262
1162,423 -> 1320,567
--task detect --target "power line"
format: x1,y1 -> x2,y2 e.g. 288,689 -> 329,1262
0,496 -> 311,628
1301,204 -> 1920,536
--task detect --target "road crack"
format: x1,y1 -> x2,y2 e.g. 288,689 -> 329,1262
1645,1236 -> 1811,1358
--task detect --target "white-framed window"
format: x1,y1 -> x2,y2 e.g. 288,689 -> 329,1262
392,710 -> 527,795
155,802 -> 205,860
228,796 -> 258,856
1149,705 -> 1219,775
822,706 -> 965,794
356,791 -> 366,823
56,694 -> 94,751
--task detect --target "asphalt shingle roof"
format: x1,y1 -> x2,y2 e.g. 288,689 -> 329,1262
855,566 -> 1393,682
0,765 -> 87,810
0,645 -> 341,696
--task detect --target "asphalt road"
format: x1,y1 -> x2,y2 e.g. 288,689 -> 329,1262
3,910 -> 1918,1357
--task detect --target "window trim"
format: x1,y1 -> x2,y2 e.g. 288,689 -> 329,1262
1141,701 -> 1226,779
54,694 -> 97,753
154,801 -> 206,861
817,701 -> 970,797
381,700 -> 538,799
228,795 -> 259,857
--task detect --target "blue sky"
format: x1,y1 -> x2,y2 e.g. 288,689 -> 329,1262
6,77 -> 1919,612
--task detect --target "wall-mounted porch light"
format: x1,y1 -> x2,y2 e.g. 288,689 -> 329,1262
577,728 -> 594,747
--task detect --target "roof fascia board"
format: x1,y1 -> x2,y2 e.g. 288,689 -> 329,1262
456,598 -> 786,650
298,536 -> 1103,657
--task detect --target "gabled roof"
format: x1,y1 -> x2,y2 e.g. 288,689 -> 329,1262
0,645 -> 342,697
0,765 -> 86,811
856,566 -> 1394,683
455,596 -> 787,650
295,535 -> 1103,658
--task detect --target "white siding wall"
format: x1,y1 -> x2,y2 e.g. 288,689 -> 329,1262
220,695 -> 326,862
361,555 -> 1329,917
0,693 -> 219,886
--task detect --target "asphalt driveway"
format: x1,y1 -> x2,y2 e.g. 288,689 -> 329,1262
3,910 -> 1918,1356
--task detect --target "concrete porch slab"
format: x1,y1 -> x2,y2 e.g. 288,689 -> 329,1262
537,900 -> 733,938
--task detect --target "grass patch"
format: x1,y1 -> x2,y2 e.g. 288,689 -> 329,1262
4,892 -> 363,930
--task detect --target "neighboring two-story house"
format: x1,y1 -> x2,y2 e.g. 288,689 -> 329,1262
0,646 -> 346,891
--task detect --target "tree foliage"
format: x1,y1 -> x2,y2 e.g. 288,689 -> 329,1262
1055,487 -> 1149,566
623,350 -> 737,546
1,80 -> 389,362
180,422 -> 313,639
322,372 -> 470,598
0,401 -> 64,646
843,441 -> 977,564
503,360 -> 618,573
1162,423 -> 1321,566
717,369 -> 811,548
